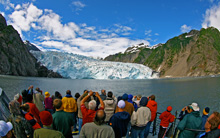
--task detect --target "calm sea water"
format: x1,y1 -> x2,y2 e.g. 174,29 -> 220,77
0,75 -> 220,114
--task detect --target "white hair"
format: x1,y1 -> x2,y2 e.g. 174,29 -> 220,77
88,100 -> 97,110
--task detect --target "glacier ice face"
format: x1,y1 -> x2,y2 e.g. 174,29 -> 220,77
31,51 -> 157,79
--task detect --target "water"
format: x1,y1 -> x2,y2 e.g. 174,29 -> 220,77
0,75 -> 220,114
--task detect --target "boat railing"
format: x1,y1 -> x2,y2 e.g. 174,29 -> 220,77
0,88 -> 11,121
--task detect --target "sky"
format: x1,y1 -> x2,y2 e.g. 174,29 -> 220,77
0,0 -> 220,58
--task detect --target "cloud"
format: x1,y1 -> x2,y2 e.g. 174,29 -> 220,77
72,1 -> 86,11
0,0 -> 14,10
154,33 -> 159,36
5,2 -> 150,58
180,24 -> 192,33
202,2 -> 220,30
145,30 -> 152,36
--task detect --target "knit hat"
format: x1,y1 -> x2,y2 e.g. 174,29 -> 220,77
203,107 -> 210,115
45,92 -> 50,98
140,97 -> 148,106
189,102 -> 200,111
167,106 -> 172,112
118,100 -> 125,109
39,111 -> 53,126
0,121 -> 13,136
122,93 -> 128,101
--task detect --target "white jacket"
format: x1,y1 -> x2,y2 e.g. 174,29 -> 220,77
131,106 -> 151,127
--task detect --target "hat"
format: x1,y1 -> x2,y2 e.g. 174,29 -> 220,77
140,97 -> 148,106
189,102 -> 200,111
167,106 -> 172,112
9,100 -> 21,114
39,111 -> 53,126
45,92 -> 50,98
122,93 -> 128,101
0,121 -> 13,136
203,107 -> 210,115
118,100 -> 126,109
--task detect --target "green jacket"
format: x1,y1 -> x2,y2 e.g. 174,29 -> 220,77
34,127 -> 65,138
177,111 -> 202,138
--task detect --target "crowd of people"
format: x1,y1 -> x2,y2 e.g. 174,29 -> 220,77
0,85 -> 220,138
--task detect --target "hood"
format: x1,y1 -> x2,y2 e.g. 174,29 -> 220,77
115,111 -> 130,120
105,97 -> 114,105
128,94 -> 133,103
65,94 -> 72,97
192,111 -> 201,117
140,97 -> 148,106
148,100 -> 157,106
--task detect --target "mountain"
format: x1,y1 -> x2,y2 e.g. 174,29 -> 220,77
0,14 -> 62,78
31,51 -> 158,79
105,27 -> 220,78
24,40 -> 41,51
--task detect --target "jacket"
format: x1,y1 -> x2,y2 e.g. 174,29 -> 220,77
62,94 -> 77,112
103,97 -> 117,122
44,97 -> 53,110
34,127 -> 65,138
33,92 -> 45,112
177,111 -> 202,138
199,129 -> 220,138
147,100 -> 157,122
159,111 -> 175,127
115,101 -> 134,116
109,111 -> 130,138
131,106 -> 151,127
26,102 -> 41,123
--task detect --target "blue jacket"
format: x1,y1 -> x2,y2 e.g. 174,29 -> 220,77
201,115 -> 208,130
109,111 -> 130,138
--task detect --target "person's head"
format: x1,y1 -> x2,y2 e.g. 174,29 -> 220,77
26,94 -> 33,102
101,89 -> 106,95
128,94 -> 133,100
53,99 -> 63,110
66,90 -> 71,95
189,102 -> 200,112
117,100 -> 125,110
39,111 -> 53,126
167,106 -> 172,112
9,100 -> 21,115
20,104 -> 30,112
140,97 -> 148,106
149,95 -> 155,101
14,93 -> 22,105
45,92 -> 50,98
55,91 -> 61,98
0,121 -> 13,138
137,95 -> 142,100
203,107 -> 210,115
205,112 -> 220,132
75,93 -> 80,99
107,91 -> 113,98
122,93 -> 128,101
88,100 -> 97,110
94,110 -> 106,125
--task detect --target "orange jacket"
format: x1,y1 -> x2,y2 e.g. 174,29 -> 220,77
159,111 -> 174,127
147,100 -> 157,122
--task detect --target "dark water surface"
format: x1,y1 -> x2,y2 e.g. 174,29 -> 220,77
1,75 -> 220,113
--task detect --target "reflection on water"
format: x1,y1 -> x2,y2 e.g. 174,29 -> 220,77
0,75 -> 220,113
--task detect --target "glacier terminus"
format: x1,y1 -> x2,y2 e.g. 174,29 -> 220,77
31,51 -> 159,79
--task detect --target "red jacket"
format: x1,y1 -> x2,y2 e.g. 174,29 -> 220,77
26,102 -> 40,123
24,112 -> 41,130
159,111 -> 175,127
147,100 -> 157,122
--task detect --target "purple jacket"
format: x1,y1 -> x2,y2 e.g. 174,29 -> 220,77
44,97 -> 53,109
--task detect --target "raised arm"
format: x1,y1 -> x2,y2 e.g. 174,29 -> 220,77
95,92 -> 105,109
81,91 -> 93,106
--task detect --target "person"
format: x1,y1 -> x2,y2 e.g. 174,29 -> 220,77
80,110 -> 115,138
100,89 -> 106,100
25,94 -> 42,127
115,93 -> 134,137
20,104 -> 41,130
62,90 -> 77,131
130,97 -> 151,138
132,95 -> 142,109
199,112 -> 220,138
128,94 -> 133,104
177,102 -> 202,138
109,100 -> 130,138
8,100 -> 34,138
201,107 -> 210,130
158,106 -> 175,138
145,94 -> 158,137
33,87 -> 45,112
81,91 -> 105,126
0,120 -> 13,138
103,91 -> 117,122
178,105 -> 191,121
14,93 -> 22,105
52,99 -> 74,138
33,111 -> 65,138
55,91 -> 62,99
44,92 -> 54,114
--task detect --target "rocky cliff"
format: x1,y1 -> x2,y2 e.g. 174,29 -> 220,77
0,14 -> 62,78
105,27 -> 220,78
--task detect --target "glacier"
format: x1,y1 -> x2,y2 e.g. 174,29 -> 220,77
31,51 -> 158,79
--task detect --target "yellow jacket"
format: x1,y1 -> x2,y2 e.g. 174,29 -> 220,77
62,96 -> 77,112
